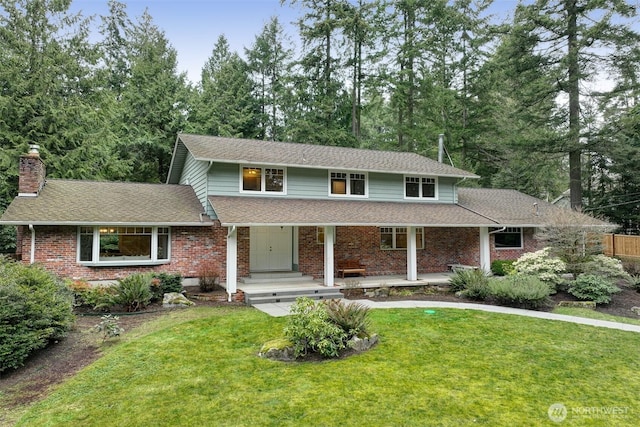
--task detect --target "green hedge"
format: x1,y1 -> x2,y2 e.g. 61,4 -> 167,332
0,258 -> 75,372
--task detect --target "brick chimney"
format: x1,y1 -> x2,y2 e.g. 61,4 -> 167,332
18,144 -> 46,196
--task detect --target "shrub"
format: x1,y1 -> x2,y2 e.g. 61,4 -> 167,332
198,265 -> 220,292
513,247 -> 566,288
92,315 -> 124,342
150,273 -> 184,301
449,269 -> 489,293
325,299 -> 370,339
487,275 -> 551,309
115,273 -> 153,312
490,260 -> 515,276
568,274 -> 621,304
283,297 -> 347,358
0,258 -> 75,373
460,279 -> 491,301
67,280 -> 118,311
581,255 -> 632,285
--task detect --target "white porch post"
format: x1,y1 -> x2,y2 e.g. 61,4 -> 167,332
324,226 -> 335,287
407,226 -> 418,281
226,226 -> 238,301
479,227 -> 491,273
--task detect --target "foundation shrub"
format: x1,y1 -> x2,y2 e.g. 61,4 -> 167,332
115,273 -> 153,312
490,260 -> 515,276
513,248 -> 566,290
487,275 -> 552,309
0,257 -> 75,372
150,273 -> 183,301
284,297 -> 347,358
198,265 -> 220,292
67,280 -> 118,311
449,269 -> 489,293
568,274 -> 621,304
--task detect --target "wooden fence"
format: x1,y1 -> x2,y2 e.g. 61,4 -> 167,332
603,234 -> 640,259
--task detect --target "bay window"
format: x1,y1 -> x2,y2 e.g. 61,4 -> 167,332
79,226 -> 170,264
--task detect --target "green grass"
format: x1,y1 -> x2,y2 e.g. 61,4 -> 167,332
553,306 -> 640,326
16,307 -> 640,426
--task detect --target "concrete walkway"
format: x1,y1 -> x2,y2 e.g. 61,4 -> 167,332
252,299 -> 640,334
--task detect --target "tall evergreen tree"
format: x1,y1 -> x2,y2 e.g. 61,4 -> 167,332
245,17 -> 294,141
517,0 -> 639,210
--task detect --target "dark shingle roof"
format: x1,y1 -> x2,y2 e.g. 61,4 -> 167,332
208,196 -> 495,227
457,188 -> 610,227
167,134 -> 479,183
0,180 -> 211,225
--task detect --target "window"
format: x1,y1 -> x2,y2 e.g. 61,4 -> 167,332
78,226 -> 170,264
405,176 -> 437,199
330,171 -> 367,197
380,227 -> 424,250
317,227 -> 324,244
242,166 -> 285,193
494,227 -> 522,249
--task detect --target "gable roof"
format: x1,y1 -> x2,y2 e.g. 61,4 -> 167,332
167,134 -> 479,184
0,180 -> 212,226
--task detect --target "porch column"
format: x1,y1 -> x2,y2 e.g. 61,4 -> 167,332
226,226 -> 238,301
407,226 -> 418,281
479,227 -> 491,273
324,226 -> 335,287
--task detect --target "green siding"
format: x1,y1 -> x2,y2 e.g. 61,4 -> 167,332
204,162 -> 458,203
179,152 -> 211,215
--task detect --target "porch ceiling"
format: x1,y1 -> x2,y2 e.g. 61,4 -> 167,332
208,195 -> 498,227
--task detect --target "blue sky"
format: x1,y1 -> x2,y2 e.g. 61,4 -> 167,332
66,1 -> 571,84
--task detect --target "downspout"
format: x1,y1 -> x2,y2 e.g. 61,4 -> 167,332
226,225 -> 237,302
28,224 -> 35,264
488,227 -> 506,234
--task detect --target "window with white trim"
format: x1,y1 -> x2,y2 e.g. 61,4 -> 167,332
330,171 -> 367,197
380,227 -> 424,250
494,227 -> 523,249
405,176 -> 437,199
241,166 -> 285,193
78,226 -> 170,264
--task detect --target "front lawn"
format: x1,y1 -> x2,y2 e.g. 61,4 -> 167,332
17,307 -> 640,426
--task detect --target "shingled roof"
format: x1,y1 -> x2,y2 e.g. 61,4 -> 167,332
0,180 -> 212,226
167,134 -> 479,184
207,189 -> 610,228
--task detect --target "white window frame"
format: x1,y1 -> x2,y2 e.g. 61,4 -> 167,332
380,227 -> 424,250
77,226 -> 171,266
240,165 -> 287,194
328,170 -> 368,198
494,227 -> 523,250
404,175 -> 438,200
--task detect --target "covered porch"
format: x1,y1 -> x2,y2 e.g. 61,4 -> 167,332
210,196 -> 498,301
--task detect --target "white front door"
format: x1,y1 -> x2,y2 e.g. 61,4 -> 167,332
250,226 -> 293,272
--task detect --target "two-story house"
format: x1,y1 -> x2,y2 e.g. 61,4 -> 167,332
1,134 -> 606,300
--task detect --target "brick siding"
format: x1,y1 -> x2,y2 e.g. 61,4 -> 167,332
18,224 -> 538,281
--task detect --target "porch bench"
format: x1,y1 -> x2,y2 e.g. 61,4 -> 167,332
447,263 -> 479,272
336,259 -> 367,278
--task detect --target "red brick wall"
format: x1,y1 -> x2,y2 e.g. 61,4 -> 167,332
19,223 -> 229,281
19,224 -> 539,281
297,226 -> 537,278
489,227 -> 539,262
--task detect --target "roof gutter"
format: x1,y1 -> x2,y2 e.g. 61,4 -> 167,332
28,224 -> 35,264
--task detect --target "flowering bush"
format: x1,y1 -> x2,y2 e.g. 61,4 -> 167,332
582,255 -> 632,285
513,248 -> 566,287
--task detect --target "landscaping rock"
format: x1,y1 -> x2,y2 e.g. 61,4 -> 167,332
374,287 -> 390,298
631,306 -> 640,316
163,292 -> 195,308
556,301 -> 596,309
259,339 -> 295,361
348,333 -> 379,352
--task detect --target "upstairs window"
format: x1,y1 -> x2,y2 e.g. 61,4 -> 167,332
380,227 -> 424,250
405,176 -> 437,199
494,227 -> 523,249
242,166 -> 285,193
79,226 -> 170,264
330,171 -> 367,197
